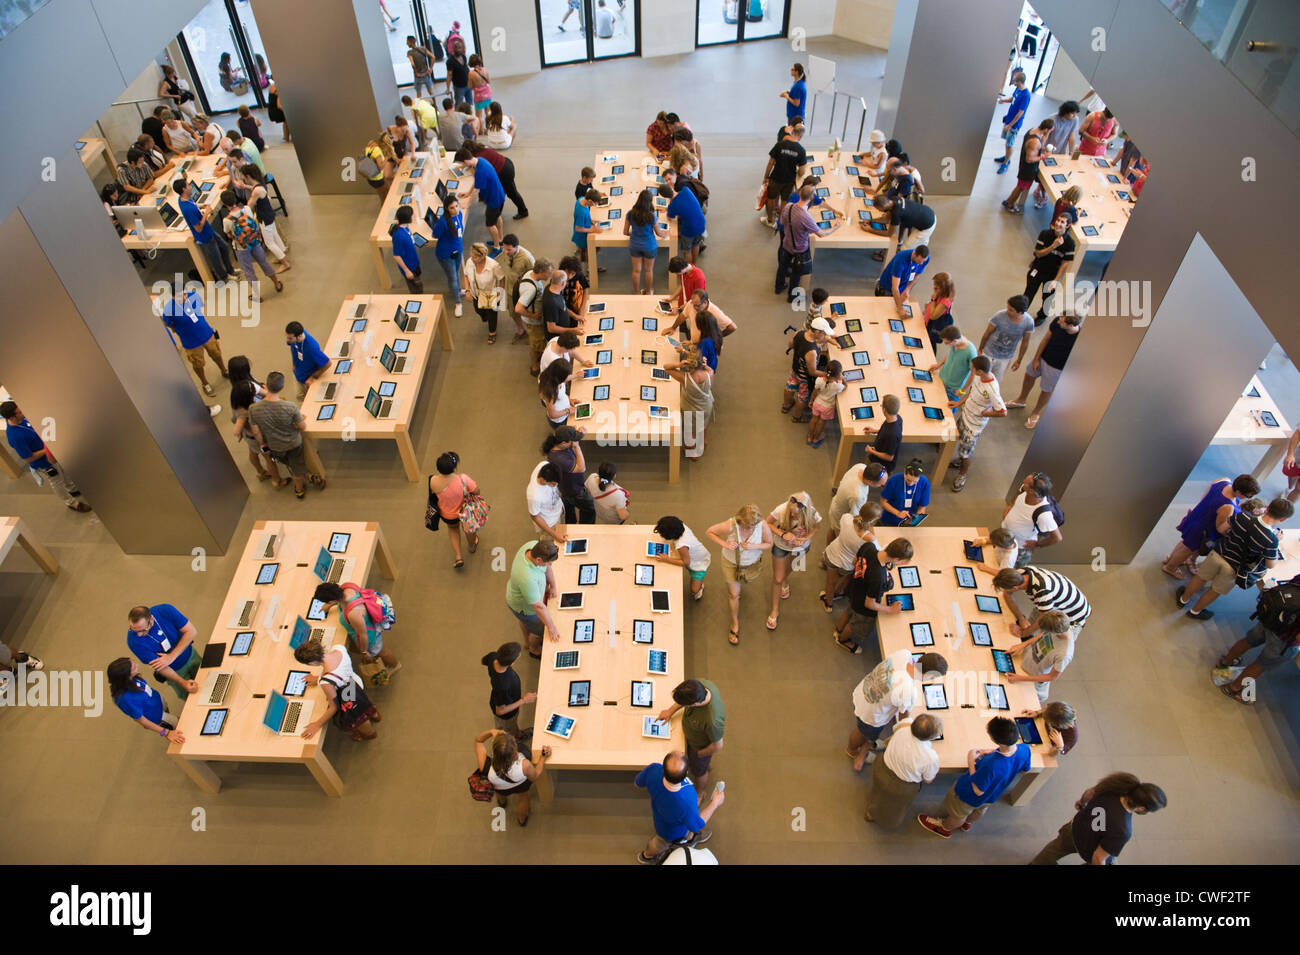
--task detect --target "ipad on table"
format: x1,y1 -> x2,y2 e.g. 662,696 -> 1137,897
955,566 -> 977,589
912,369 -> 933,382
984,683 -> 1010,711
902,336 -> 923,348
633,619 -> 654,643
555,650 -> 580,671
599,317 -> 615,330
974,594 -> 1002,614
573,619 -> 595,643
647,649 -> 668,674
859,387 -> 878,403
889,319 -> 905,333
641,385 -> 657,401
578,563 -> 598,586
596,350 -> 613,364
558,592 -> 584,610
647,541 -> 670,556
643,717 -> 671,739
1016,717 -> 1043,744
585,334 -> 603,345
921,406 -> 944,420
852,351 -> 870,366
651,368 -> 671,381
969,622 -> 993,646
923,683 -> 948,710
842,368 -> 864,382
830,302 -> 847,317
897,565 -> 921,588
850,406 -> 873,420
1259,410 -> 1280,428
962,539 -> 983,562
844,319 -> 862,333
544,714 -> 576,739
991,649 -> 1015,674
635,564 -> 655,585
631,681 -> 654,708
896,351 -> 915,367
568,680 -> 591,706
885,593 -> 914,611
650,590 -> 671,613
593,385 -> 611,401
574,403 -> 591,421
907,387 -> 925,403
641,349 -> 658,365
642,317 -> 658,331
910,622 -> 934,646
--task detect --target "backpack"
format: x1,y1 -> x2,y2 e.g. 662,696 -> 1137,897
429,34 -> 445,62
681,176 -> 710,210
1251,576 -> 1300,634
343,583 -> 397,631
1032,495 -> 1065,530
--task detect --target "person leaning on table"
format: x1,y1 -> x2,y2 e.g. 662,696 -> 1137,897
312,582 -> 402,678
126,604 -> 203,700
475,729 -> 549,827
293,636 -> 381,741
864,713 -> 941,829
107,657 -> 185,745
505,539 -> 561,657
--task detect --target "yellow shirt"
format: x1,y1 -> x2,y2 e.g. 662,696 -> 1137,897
365,145 -> 385,182
413,99 -> 438,130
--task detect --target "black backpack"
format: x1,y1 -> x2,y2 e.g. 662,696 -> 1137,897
428,34 -> 445,61
1252,576 -> 1300,634
1032,495 -> 1065,529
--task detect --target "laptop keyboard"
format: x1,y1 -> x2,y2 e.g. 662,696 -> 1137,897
282,702 -> 302,734
263,541 -> 275,559
327,560 -> 345,584
379,399 -> 393,417
238,602 -> 254,627
208,673 -> 231,705
310,627 -> 326,641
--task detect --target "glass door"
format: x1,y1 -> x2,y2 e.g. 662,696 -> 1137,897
180,0 -> 257,114
740,0 -> 787,41
697,0 -> 787,46
420,0 -> 480,83
231,0 -> 273,101
538,0 -> 639,66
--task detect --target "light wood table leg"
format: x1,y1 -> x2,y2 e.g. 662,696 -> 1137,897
1005,765 -> 1053,806
306,746 -> 344,796
395,428 -> 420,482
437,311 -> 455,351
303,434 -> 326,482
188,238 -> 215,285
832,431 -> 856,483
668,429 -> 680,485
0,448 -> 21,480
588,237 -> 599,290
373,522 -> 399,580
16,526 -> 58,575
534,766 -> 555,803
171,753 -> 221,794
371,241 -> 393,290
933,440 -> 956,479
1253,441 -> 1287,483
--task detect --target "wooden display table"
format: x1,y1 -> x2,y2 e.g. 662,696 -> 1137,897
799,149 -> 896,265
566,294 -> 682,484
531,525 -> 685,800
299,294 -> 453,482
367,150 -> 453,289
1212,376 -> 1293,482
1036,154 -> 1134,276
586,150 -> 679,289
0,517 -> 59,575
822,296 -> 957,480
872,525 -> 1057,805
168,520 -> 397,796
118,153 -> 230,284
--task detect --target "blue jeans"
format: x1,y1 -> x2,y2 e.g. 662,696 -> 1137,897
234,242 -> 277,284
437,254 -> 462,302
454,86 -> 472,108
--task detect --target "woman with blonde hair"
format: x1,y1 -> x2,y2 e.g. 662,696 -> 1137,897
664,343 -> 713,460
764,491 -> 822,630
668,143 -> 697,179
473,728 -> 550,827
820,501 -> 882,611
706,504 -> 773,645
461,241 -> 505,343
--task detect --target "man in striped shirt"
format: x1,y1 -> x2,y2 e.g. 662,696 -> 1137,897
1178,498 -> 1293,620
994,566 -> 1091,641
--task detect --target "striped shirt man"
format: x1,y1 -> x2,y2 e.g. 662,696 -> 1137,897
1025,567 -> 1091,628
1216,511 -> 1281,588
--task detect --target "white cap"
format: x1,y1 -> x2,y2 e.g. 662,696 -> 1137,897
869,129 -> 886,144
810,317 -> 833,334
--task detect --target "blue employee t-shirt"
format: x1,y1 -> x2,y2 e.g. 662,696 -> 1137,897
431,212 -> 464,261
787,78 -> 807,121
4,417 -> 50,470
290,331 -> 330,383
571,200 -> 592,248
880,248 -> 929,295
667,187 -> 706,238
126,603 -> 194,671
161,292 -> 215,350
698,336 -> 719,373
391,225 -> 421,274
178,198 -> 215,243
473,160 -> 506,208
878,474 -> 930,526
635,762 -> 706,841
1002,87 -> 1031,130
954,743 -> 1031,807
115,677 -> 166,724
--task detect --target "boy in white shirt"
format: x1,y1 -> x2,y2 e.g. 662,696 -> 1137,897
807,360 -> 845,448
951,355 -> 1006,493
970,527 -> 1020,576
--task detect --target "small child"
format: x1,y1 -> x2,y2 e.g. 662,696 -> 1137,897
864,394 -> 903,471
237,104 -> 265,152
572,188 -> 602,264
807,287 -> 830,325
972,527 -> 1019,576
574,166 -> 596,200
807,360 -> 844,447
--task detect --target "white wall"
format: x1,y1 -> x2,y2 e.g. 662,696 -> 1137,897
642,0 -> 694,59
476,0 -> 540,77
833,0 -> 896,48
1044,42 -> 1090,103
790,0 -> 836,38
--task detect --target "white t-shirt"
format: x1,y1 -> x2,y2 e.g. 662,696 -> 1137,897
667,525 -> 711,571
768,493 -> 822,556
585,474 -> 628,524
545,381 -> 570,422
824,512 -> 869,570
829,464 -> 875,527
883,717 -> 940,783
481,117 -> 513,150
721,520 -> 764,567
526,461 -> 563,529
539,345 -> 577,376
1002,492 -> 1059,548
596,7 -> 614,36
991,543 -> 1019,570
961,374 -> 1005,434
1019,631 -> 1074,702
853,649 -> 917,728
812,377 -> 845,411
488,753 -> 527,789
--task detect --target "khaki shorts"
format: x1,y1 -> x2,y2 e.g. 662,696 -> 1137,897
525,323 -> 546,363
184,337 -> 222,371
1195,549 -> 1238,595
941,787 -> 988,825
721,558 -> 762,585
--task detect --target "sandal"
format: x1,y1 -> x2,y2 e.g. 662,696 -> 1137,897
256,471 -> 272,482
692,585 -> 704,601
468,539 -> 478,554
1161,564 -> 1189,580
487,333 -> 497,344
818,591 -> 834,613
791,415 -> 811,424
727,629 -> 740,646
273,280 -> 284,293
1220,683 -> 1251,704
511,331 -> 526,343
766,615 -> 778,630
453,558 -> 465,569
807,437 -> 825,448
294,487 -> 306,499
1005,400 -> 1027,409
1217,653 -> 1243,668
834,632 -> 858,653
309,474 -> 327,490
780,584 -> 791,600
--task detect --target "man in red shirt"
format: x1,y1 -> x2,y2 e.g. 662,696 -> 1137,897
669,257 -> 705,313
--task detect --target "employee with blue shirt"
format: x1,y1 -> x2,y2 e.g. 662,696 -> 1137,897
160,286 -> 227,396
173,178 -> 232,281
994,70 -> 1031,174
919,716 -> 1031,838
875,245 -> 930,318
780,63 -> 807,122
0,400 -> 91,512
284,320 -> 331,401
108,657 -> 185,743
634,751 -> 726,864
662,182 -> 706,265
389,204 -> 424,293
454,150 -> 506,252
432,196 -> 466,316
878,462 -> 930,526
126,603 -> 203,699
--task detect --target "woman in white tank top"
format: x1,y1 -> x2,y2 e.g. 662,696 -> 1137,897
474,729 -> 550,826
706,504 -> 773,646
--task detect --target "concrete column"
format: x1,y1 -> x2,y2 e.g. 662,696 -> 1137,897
0,155 -> 247,555
250,0 -> 402,194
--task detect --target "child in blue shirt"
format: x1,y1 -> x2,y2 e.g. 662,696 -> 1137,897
919,716 -> 1030,837
390,204 -> 423,293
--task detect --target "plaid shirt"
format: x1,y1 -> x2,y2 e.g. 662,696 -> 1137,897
225,205 -> 263,250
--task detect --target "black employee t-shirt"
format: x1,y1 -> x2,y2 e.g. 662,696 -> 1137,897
769,140 -> 807,183
894,197 -> 935,231
1032,228 -> 1076,277
482,654 -> 522,717
1071,792 -> 1132,863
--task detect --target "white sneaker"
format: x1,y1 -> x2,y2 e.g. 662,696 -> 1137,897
864,749 -> 877,764
454,303 -> 463,317
209,404 -> 222,418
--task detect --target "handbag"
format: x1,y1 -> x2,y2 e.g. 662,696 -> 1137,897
357,153 -> 381,179
359,657 -> 390,687
425,476 -> 441,531
469,762 -> 495,802
459,476 -> 490,535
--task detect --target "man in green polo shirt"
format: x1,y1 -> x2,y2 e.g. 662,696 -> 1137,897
505,540 -> 560,655
657,679 -> 725,801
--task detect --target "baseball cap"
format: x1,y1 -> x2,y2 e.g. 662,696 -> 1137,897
810,318 -> 833,334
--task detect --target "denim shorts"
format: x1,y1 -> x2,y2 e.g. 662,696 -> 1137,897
510,607 -> 544,636
678,233 -> 704,254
